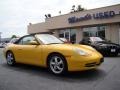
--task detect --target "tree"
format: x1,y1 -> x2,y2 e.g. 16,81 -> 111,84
11,35 -> 17,38
71,5 -> 85,13
72,5 -> 75,11
71,5 -> 76,13
77,5 -> 84,11
45,14 -> 51,18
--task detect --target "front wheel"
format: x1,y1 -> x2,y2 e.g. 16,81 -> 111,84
6,51 -> 16,66
48,54 -> 68,75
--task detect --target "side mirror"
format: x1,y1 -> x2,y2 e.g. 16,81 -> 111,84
29,41 -> 39,45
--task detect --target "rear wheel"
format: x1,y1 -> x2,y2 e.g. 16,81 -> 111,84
6,51 -> 16,66
48,54 -> 67,75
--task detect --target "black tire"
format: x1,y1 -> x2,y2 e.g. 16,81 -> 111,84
47,54 -> 68,75
6,51 -> 16,66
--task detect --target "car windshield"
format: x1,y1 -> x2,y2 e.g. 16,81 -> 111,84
90,37 -> 104,42
36,34 -> 64,44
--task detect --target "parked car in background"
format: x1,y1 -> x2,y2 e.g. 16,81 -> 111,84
79,37 -> 120,56
9,38 -> 19,43
0,38 -> 20,48
5,38 -> 19,46
4,34 -> 103,75
0,43 -> 6,48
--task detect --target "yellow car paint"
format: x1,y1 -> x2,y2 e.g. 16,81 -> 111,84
4,43 -> 103,71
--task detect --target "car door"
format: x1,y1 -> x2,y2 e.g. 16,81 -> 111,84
14,35 -> 42,65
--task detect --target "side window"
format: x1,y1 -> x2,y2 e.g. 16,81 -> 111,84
18,36 -> 35,45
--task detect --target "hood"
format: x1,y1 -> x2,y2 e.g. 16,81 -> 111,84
93,41 -> 119,46
47,43 -> 96,52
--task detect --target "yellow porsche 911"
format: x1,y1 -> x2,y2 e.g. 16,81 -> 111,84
4,33 -> 104,75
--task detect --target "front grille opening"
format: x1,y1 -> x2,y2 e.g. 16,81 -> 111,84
85,62 -> 96,67
100,58 -> 104,63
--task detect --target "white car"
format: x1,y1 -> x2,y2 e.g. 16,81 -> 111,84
0,43 -> 6,48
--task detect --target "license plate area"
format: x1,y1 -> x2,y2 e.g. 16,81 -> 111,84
111,49 -> 116,52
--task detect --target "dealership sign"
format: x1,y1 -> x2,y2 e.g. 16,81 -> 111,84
68,11 -> 119,23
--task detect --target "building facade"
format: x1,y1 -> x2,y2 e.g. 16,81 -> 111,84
28,4 -> 120,44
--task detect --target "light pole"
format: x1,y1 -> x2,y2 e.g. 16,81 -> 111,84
0,32 -> 2,43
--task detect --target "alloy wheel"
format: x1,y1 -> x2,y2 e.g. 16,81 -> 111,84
6,52 -> 15,65
49,55 -> 65,74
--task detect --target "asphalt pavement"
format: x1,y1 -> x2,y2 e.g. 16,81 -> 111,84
0,48 -> 120,90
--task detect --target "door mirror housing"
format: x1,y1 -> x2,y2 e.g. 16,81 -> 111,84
29,41 -> 39,45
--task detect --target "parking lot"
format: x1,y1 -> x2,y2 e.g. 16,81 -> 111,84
0,48 -> 120,90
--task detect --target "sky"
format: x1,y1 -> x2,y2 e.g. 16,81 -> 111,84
0,0 -> 120,38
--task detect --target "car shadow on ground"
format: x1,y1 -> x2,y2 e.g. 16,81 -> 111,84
104,54 -> 120,58
1,63 -> 107,83
105,53 -> 120,57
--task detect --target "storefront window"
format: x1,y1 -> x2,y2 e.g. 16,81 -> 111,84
59,30 -> 64,37
70,29 -> 76,43
83,26 -> 106,38
59,29 -> 76,43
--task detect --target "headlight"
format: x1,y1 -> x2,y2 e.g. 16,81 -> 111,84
74,48 -> 88,56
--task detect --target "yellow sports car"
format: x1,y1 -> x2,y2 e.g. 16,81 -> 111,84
4,33 -> 104,75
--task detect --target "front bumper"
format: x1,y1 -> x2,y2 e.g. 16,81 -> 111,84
66,53 -> 103,71
85,58 -> 104,67
97,47 -> 119,55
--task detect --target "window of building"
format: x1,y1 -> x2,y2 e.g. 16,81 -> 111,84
83,26 -> 106,39
59,29 -> 76,43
